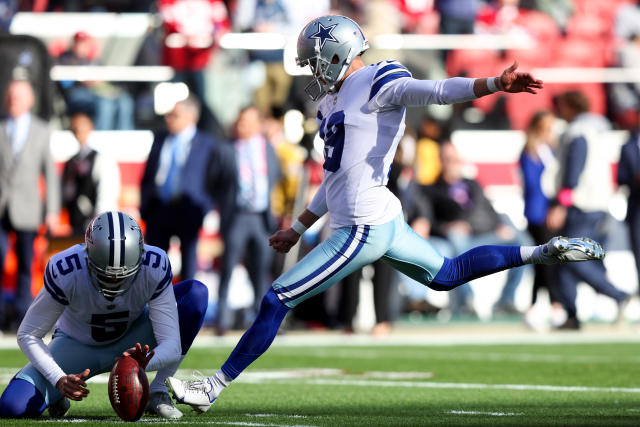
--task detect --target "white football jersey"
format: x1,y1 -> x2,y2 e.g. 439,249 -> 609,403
42,243 -> 173,346
313,60 -> 410,228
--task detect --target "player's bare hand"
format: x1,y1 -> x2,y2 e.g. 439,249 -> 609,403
269,228 -> 301,253
121,343 -> 154,369
499,61 -> 543,94
56,368 -> 90,401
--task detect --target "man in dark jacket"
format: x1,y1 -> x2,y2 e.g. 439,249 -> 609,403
617,107 -> 640,295
214,106 -> 282,335
140,96 -> 235,281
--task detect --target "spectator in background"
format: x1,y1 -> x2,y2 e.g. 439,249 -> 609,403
158,0 -> 229,136
264,110 -> 305,224
233,0 -> 293,117
536,0 -> 573,31
435,0 -> 478,35
519,110 -> 562,330
0,79 -> 59,328
215,106 -> 281,336
548,91 -> 630,329
611,31 -> 640,130
616,107 -> 640,295
414,116 -> 445,186
476,0 -> 529,38
0,0 -> 17,33
614,0 -> 640,41
61,112 -> 120,236
140,96 -> 217,281
233,0 -> 329,116
56,31 -> 134,130
414,142 -> 531,317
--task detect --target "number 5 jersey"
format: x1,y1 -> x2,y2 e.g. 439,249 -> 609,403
17,243 -> 179,386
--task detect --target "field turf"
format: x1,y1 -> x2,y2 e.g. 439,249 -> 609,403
0,333 -> 638,426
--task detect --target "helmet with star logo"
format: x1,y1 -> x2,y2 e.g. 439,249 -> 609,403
296,15 -> 369,101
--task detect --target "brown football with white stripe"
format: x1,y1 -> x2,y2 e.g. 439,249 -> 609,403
108,356 -> 149,421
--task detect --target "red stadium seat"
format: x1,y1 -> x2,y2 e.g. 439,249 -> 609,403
566,13 -> 609,41
446,49 -> 499,78
512,9 -> 560,46
553,37 -> 607,67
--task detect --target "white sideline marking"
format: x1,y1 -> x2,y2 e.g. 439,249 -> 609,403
246,414 -> 308,418
42,421 -> 317,426
448,410 -> 524,416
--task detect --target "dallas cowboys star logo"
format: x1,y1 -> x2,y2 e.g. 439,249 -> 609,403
309,22 -> 339,49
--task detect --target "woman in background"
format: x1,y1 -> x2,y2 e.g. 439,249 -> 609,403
520,110 -> 562,329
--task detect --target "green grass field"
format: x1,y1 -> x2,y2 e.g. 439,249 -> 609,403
0,332 -> 638,426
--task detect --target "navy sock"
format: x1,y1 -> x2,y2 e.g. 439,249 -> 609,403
221,288 -> 290,379
0,378 -> 47,418
174,279 -> 209,355
431,245 -> 523,291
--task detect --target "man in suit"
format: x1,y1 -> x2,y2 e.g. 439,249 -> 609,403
140,95 -> 221,281
0,79 -> 60,327
617,107 -> 640,295
62,112 -> 121,236
215,106 -> 281,335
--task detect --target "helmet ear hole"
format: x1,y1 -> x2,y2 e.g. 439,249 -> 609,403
331,54 -> 339,65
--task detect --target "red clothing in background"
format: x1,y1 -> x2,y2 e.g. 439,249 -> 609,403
159,0 -> 229,71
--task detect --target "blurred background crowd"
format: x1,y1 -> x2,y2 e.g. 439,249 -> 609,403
0,0 -> 639,336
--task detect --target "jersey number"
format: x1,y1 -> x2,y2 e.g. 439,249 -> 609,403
319,111 -> 345,172
90,311 -> 129,342
56,254 -> 82,276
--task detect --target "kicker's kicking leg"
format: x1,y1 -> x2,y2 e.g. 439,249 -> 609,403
384,220 -> 605,291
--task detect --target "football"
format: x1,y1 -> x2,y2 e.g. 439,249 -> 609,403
108,356 -> 149,421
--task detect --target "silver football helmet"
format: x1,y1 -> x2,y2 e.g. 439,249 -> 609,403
85,211 -> 144,298
296,15 -> 369,101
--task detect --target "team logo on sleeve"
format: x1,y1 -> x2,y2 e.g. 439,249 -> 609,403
309,22 -> 338,49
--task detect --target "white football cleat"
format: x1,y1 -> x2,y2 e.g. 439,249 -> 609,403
540,236 -> 605,264
146,391 -> 183,419
166,372 -> 218,413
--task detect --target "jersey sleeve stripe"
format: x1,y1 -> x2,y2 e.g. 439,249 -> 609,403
150,269 -> 173,300
369,71 -> 412,101
317,110 -> 323,121
373,63 -> 409,80
44,267 -> 69,305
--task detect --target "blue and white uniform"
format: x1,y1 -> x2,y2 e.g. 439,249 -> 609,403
0,242 -> 209,416
15,244 -> 178,403
272,61 -> 478,307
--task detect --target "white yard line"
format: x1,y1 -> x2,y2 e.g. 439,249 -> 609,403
448,410 -> 524,416
42,421 -> 317,426
294,378 -> 640,393
245,414 -> 308,418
